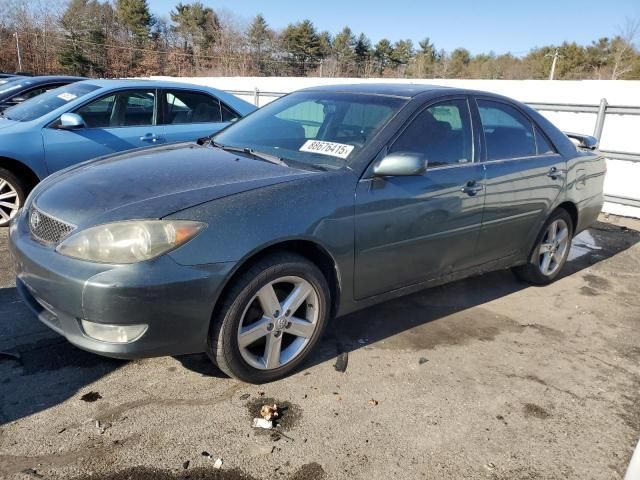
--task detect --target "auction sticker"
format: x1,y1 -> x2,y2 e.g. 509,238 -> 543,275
299,140 -> 354,159
57,92 -> 78,102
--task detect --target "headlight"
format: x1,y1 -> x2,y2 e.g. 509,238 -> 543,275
56,220 -> 205,264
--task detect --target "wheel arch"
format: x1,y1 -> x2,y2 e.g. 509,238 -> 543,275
212,238 -> 342,322
556,201 -> 578,233
0,156 -> 41,193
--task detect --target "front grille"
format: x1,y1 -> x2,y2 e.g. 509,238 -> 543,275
29,206 -> 76,245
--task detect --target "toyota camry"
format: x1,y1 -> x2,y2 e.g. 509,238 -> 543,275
9,84 -> 605,383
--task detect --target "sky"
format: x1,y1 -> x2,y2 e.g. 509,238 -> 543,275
147,0 -> 640,55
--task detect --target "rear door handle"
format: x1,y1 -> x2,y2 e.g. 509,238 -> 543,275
546,167 -> 566,179
140,134 -> 159,143
461,181 -> 484,196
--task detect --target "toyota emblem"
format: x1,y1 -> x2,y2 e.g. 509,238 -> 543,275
30,209 -> 41,230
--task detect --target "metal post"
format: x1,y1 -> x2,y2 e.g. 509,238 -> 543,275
14,31 -> 22,72
254,87 -> 260,107
593,98 -> 608,140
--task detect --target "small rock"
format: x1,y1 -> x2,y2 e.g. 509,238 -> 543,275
484,462 -> 496,471
213,458 -> 223,469
239,393 -> 250,400
182,461 -> 190,470
201,451 -> 211,458
368,399 -> 379,406
419,357 -> 429,365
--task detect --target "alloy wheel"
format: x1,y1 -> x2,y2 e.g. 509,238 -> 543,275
537,218 -> 570,276
237,275 -> 320,370
0,178 -> 20,226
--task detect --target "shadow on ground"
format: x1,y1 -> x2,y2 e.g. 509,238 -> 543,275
1,222 -> 638,424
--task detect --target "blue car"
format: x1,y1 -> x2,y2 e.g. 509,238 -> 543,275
0,79 -> 256,226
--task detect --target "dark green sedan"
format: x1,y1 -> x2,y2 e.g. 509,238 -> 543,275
9,84 -> 605,383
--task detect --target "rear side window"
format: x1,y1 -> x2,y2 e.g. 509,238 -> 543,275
221,102 -> 240,122
165,90 -> 222,124
535,126 -> 556,154
390,98 -> 473,168
477,99 -> 536,160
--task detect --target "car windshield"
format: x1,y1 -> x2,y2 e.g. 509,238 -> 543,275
0,78 -> 30,98
213,91 -> 407,170
3,82 -> 100,122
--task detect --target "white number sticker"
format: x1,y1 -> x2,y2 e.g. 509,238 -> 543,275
299,140 -> 354,159
57,92 -> 77,102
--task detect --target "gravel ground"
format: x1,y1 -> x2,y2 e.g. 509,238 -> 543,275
0,216 -> 639,480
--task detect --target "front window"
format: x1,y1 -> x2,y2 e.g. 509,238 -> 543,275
75,90 -> 156,128
213,91 -> 407,170
3,83 -> 100,122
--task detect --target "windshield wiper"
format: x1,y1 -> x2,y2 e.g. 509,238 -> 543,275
211,141 -> 288,167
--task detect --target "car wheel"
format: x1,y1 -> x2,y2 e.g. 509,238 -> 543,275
207,252 -> 330,383
0,168 -> 26,227
512,209 -> 573,285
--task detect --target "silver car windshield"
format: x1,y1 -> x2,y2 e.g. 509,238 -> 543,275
213,91 -> 407,170
4,83 -> 100,122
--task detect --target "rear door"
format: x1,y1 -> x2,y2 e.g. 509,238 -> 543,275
160,89 -> 241,143
473,97 -> 567,264
354,96 -> 486,299
42,88 -> 164,173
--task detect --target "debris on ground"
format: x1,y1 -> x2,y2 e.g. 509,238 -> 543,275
213,458 -> 223,469
20,468 -> 44,479
182,460 -> 190,469
419,357 -> 429,365
333,352 -> 349,373
252,418 -> 273,429
201,451 -> 211,458
368,399 -> 379,406
80,391 -> 102,402
239,393 -> 250,400
95,420 -> 111,434
260,404 -> 279,421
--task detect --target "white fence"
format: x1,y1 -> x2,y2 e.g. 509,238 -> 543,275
153,77 -> 640,218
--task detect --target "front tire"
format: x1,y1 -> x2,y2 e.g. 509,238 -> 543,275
0,168 -> 26,227
512,209 -> 573,285
207,252 -> 330,383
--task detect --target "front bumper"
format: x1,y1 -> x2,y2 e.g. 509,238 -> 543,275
9,212 -> 235,359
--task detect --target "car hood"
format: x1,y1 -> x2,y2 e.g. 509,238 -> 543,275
32,142 -> 315,227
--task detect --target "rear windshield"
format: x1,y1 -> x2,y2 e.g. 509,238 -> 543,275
4,83 -> 100,122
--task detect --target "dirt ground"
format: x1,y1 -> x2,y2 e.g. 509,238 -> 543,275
1,215 -> 639,480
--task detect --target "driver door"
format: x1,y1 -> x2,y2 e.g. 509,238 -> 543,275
354,97 -> 486,299
41,89 -> 165,173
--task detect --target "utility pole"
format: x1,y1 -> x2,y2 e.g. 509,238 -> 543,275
546,48 -> 561,80
14,31 -> 22,72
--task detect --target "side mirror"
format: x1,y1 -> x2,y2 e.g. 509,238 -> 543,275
59,113 -> 86,130
564,132 -> 598,150
373,152 -> 427,177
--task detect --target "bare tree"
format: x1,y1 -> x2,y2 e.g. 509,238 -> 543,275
611,17 -> 639,79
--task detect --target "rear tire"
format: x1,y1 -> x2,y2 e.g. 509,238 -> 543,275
207,252 -> 330,383
0,168 -> 26,227
512,209 -> 573,285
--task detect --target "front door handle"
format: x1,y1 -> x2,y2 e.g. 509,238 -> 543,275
461,181 -> 484,196
140,134 -> 159,143
546,166 -> 566,179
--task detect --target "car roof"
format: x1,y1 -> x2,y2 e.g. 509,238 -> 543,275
80,79 -> 224,90
12,75 -> 86,85
298,83 -> 452,98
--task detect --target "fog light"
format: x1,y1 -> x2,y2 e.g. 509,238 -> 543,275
81,320 -> 148,344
